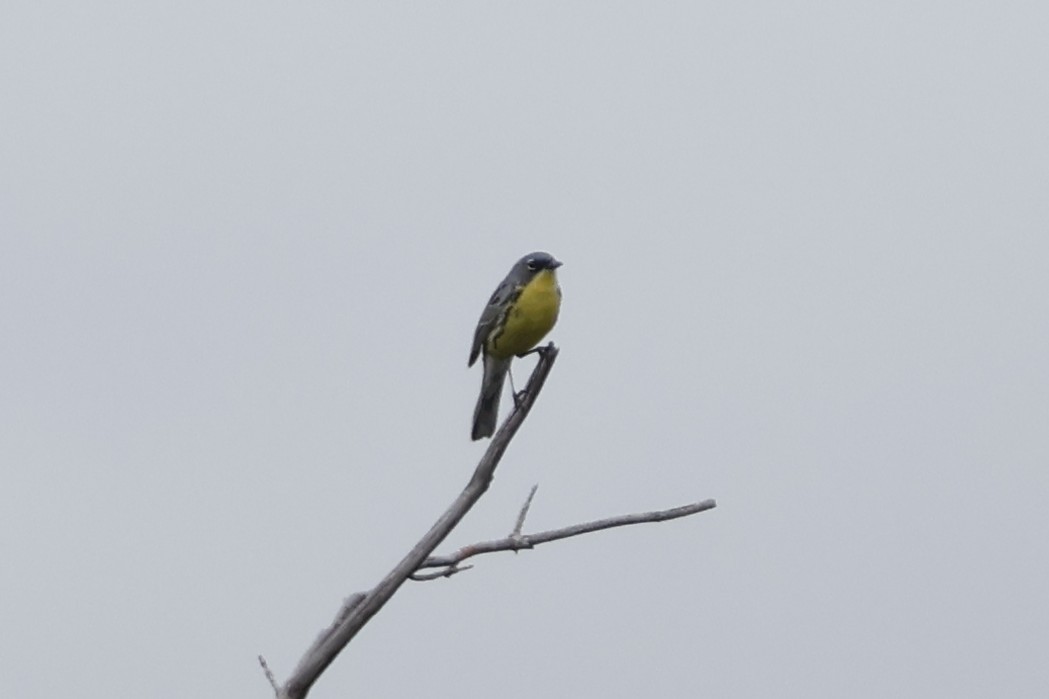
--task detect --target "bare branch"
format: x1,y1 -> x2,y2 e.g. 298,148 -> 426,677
269,344 -> 560,699
263,343 -> 717,697
417,498 -> 717,572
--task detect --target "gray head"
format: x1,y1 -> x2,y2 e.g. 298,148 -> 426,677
511,251 -> 563,278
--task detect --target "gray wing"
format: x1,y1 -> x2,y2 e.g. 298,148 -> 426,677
469,279 -> 515,366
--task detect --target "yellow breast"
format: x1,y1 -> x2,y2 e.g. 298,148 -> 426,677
487,269 -> 561,359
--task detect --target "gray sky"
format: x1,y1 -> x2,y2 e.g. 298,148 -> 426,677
3,2 -> 1047,697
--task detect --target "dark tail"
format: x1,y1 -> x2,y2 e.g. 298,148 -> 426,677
472,356 -> 510,440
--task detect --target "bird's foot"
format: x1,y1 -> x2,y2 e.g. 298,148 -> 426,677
516,342 -> 554,360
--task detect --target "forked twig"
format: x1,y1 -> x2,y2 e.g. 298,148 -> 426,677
415,497 -> 717,576
260,343 -> 718,698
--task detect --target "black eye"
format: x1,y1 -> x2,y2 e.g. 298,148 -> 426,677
526,258 -> 539,271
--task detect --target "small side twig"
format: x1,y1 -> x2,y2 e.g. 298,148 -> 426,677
409,563 -> 474,581
259,655 -> 279,695
511,484 -> 539,538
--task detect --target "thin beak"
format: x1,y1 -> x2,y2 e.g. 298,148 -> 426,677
548,259 -> 563,269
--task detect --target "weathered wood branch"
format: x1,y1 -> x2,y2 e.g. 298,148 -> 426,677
412,493 -> 717,579
262,344 -> 560,699
260,342 -> 718,697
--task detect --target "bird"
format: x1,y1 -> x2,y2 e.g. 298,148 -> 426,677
469,251 -> 563,440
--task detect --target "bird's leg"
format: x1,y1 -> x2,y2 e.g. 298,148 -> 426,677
511,343 -> 554,407
508,367 -> 526,408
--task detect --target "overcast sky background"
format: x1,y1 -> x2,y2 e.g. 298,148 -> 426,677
3,2 -> 1048,697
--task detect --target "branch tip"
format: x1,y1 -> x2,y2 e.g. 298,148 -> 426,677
511,484 -> 540,537
258,655 -> 279,695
